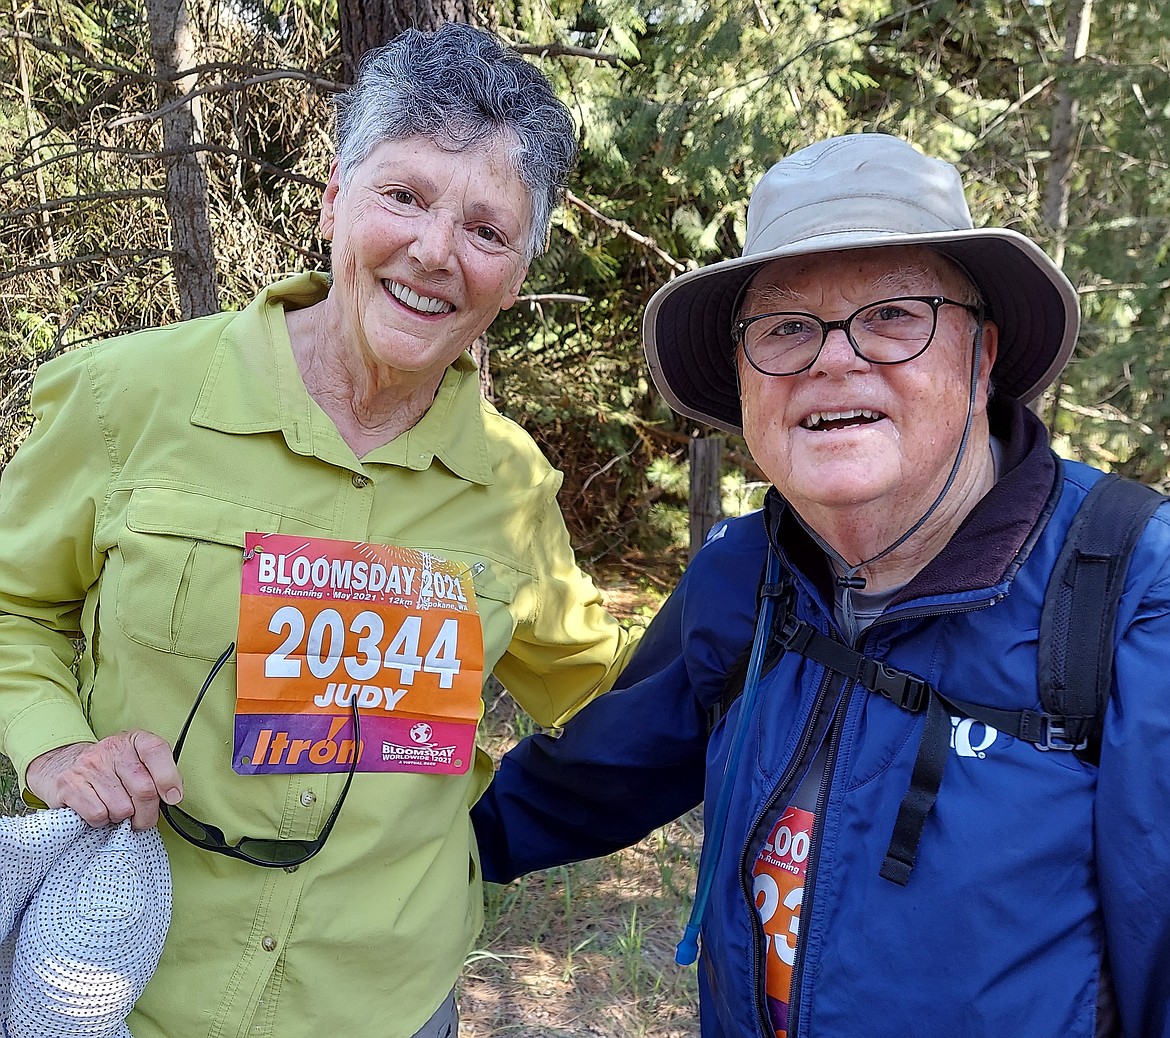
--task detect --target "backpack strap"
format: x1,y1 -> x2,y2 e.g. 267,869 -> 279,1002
711,566 -> 790,733
1036,474 -> 1165,762
713,475 -> 1164,886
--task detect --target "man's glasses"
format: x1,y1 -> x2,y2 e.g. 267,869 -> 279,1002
733,295 -> 983,377
160,642 -> 360,868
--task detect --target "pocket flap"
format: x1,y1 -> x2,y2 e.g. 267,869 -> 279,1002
126,486 -> 281,546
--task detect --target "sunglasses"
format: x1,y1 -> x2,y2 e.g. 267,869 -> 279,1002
160,642 -> 360,868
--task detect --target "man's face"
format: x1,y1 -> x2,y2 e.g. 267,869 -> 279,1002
737,246 -> 998,523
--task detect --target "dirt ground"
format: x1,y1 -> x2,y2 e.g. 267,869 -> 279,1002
462,567 -> 701,1037
460,813 -> 702,1038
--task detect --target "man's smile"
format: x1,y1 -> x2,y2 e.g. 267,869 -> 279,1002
799,408 -> 886,431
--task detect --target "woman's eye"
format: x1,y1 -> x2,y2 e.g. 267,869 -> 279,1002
475,226 -> 502,244
388,189 -> 416,205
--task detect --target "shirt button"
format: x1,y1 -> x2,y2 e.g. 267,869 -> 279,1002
300,791 -> 316,806
261,936 -> 278,952
351,473 -> 371,488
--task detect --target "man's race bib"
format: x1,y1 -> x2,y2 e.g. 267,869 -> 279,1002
233,533 -> 484,776
752,805 -> 815,1038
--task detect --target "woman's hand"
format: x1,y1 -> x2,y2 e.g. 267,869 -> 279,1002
25,732 -> 184,830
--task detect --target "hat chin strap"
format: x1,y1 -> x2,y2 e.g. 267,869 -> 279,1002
792,319 -> 986,598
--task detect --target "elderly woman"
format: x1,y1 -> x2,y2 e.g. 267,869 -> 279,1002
0,23 -> 635,1038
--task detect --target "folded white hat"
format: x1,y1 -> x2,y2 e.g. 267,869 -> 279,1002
0,809 -> 171,1038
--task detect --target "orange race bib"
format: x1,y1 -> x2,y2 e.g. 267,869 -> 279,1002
233,533 -> 484,776
752,805 -> 815,1038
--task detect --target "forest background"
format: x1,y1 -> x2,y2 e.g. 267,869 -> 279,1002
2,1 -> 1169,1034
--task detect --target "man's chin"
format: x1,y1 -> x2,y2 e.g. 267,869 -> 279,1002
785,466 -> 895,514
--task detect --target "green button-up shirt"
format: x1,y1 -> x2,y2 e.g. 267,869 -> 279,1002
0,273 -> 637,1037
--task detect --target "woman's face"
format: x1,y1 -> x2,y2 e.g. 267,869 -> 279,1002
319,134 -> 532,387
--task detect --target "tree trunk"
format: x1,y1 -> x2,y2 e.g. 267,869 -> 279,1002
145,0 -> 218,319
1043,0 -> 1093,431
12,0 -> 59,287
470,337 -> 493,402
689,435 -> 724,560
338,0 -> 480,83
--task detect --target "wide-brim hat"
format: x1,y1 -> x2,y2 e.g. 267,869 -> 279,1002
643,133 -> 1080,435
0,810 -> 171,1037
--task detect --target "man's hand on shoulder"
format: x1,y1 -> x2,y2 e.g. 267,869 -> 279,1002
25,731 -> 183,830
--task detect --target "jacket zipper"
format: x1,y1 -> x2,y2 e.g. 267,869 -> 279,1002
740,667 -> 844,1038
866,592 -> 1006,631
748,591 -> 1003,1036
737,584 -> 1007,1036
785,690 -> 848,1038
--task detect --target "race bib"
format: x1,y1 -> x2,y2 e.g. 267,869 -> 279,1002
233,533 -> 484,776
752,805 -> 815,1038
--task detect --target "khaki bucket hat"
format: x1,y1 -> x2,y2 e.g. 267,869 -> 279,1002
642,133 -> 1080,434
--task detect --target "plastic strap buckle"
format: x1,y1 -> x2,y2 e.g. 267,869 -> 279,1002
778,615 -> 814,655
859,658 -> 930,713
1037,715 -> 1089,753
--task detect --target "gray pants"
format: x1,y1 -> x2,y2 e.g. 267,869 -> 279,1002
409,991 -> 458,1038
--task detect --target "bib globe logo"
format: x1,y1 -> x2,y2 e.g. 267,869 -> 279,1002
409,722 -> 433,745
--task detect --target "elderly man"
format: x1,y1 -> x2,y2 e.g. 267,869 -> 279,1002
471,134 -> 1170,1038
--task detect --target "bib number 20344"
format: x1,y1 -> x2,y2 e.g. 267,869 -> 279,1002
233,533 -> 485,776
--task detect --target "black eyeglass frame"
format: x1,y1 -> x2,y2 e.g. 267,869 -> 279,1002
732,295 -> 983,377
160,641 -> 360,868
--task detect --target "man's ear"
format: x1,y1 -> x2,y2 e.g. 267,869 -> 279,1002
976,319 -> 999,410
319,158 -> 343,241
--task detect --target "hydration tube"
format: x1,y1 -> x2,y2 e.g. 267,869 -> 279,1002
676,549 -> 782,966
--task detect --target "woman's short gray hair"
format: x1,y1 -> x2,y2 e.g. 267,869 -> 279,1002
333,23 -> 577,263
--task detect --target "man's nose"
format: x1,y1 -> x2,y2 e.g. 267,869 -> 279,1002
809,326 -> 868,375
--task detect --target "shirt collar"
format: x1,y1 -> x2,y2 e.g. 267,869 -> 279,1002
191,272 -> 494,485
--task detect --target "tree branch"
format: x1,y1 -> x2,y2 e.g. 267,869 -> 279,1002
512,42 -> 623,65
2,190 -> 165,221
566,190 -> 687,273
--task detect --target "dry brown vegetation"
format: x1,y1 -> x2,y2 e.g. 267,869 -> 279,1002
461,573 -> 699,1038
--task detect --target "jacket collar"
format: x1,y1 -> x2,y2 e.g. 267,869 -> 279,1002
767,399 -> 1060,601
190,273 -> 494,485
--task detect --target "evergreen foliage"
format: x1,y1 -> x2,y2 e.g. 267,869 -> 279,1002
3,1 -> 1168,563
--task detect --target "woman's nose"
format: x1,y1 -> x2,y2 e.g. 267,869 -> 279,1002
408,213 -> 456,270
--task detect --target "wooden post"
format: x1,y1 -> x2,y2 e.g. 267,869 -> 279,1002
689,435 -> 724,560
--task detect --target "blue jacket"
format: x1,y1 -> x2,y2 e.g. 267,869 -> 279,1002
472,401 -> 1170,1038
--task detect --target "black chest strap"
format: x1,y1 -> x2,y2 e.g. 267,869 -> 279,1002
772,474 -> 1164,886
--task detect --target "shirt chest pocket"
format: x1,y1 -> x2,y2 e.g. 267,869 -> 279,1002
116,487 -> 283,660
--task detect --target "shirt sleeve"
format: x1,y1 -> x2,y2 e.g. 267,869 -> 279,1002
491,466 -> 643,729
1095,507 -> 1170,1037
0,350 -> 110,788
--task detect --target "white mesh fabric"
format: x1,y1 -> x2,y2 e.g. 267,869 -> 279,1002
0,809 -> 90,1015
0,816 -> 170,1038
0,810 -> 88,938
